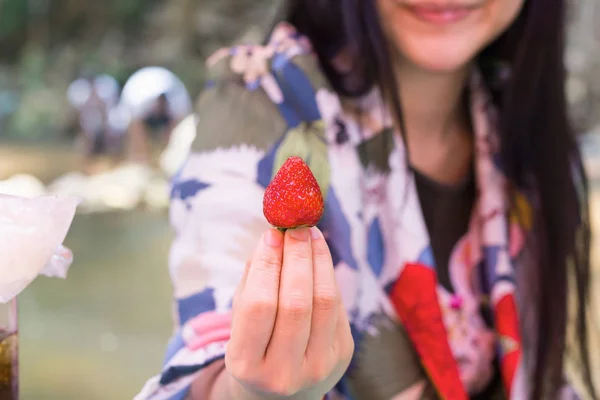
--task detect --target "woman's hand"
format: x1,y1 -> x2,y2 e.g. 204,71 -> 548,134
224,227 -> 354,400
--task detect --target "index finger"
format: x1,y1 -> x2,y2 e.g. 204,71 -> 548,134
228,228 -> 284,364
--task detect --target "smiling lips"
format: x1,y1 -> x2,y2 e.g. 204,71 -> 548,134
404,2 -> 481,25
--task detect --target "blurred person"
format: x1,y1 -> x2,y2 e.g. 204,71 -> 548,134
120,66 -> 192,164
137,1 -> 597,400
67,72 -> 121,169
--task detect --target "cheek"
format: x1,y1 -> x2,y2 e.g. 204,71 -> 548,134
378,0 -> 526,73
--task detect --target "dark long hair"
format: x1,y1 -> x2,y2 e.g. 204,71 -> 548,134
282,0 -> 596,398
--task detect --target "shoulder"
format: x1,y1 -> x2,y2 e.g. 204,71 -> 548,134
191,22 -> 333,154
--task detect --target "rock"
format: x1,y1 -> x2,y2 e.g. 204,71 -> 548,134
46,163 -> 168,213
83,163 -> 154,211
0,174 -> 46,198
144,178 -> 170,210
47,172 -> 88,198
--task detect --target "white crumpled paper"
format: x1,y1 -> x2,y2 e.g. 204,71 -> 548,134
0,194 -> 79,303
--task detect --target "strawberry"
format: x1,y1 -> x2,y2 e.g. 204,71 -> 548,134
263,156 -> 324,230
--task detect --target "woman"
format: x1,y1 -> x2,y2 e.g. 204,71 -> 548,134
137,1 -> 597,399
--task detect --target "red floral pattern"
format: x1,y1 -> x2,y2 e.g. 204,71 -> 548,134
390,263 -> 468,400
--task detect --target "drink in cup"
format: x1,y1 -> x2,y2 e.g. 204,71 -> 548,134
0,299 -> 18,399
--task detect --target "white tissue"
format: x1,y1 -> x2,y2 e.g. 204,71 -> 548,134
40,244 -> 74,279
0,194 -> 79,303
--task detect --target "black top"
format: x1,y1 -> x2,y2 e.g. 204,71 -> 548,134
414,166 -> 504,400
413,166 -> 476,292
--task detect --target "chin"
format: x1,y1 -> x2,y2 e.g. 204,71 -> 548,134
407,52 -> 472,74
403,46 -> 476,74
395,30 -> 488,74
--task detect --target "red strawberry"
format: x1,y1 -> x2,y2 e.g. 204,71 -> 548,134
263,156 -> 324,229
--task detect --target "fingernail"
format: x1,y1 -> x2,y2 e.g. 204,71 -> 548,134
264,229 -> 282,247
289,227 -> 310,241
310,226 -> 322,240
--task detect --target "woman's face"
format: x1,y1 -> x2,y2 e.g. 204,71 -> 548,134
377,0 -> 525,73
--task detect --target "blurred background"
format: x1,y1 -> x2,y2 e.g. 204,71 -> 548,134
0,0 -> 598,399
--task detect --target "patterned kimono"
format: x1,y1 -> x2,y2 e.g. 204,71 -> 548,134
136,23 -> 582,400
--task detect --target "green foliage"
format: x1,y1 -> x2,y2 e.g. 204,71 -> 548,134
18,46 -> 46,90
0,0 -> 28,38
110,0 -> 157,28
0,0 -> 278,141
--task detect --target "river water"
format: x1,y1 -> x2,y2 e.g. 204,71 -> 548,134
19,210 -> 174,399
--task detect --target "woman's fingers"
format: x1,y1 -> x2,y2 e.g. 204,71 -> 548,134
305,227 -> 338,360
227,227 -> 354,398
231,259 -> 251,316
267,228 -> 314,365
228,228 -> 284,364
334,289 -> 354,359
